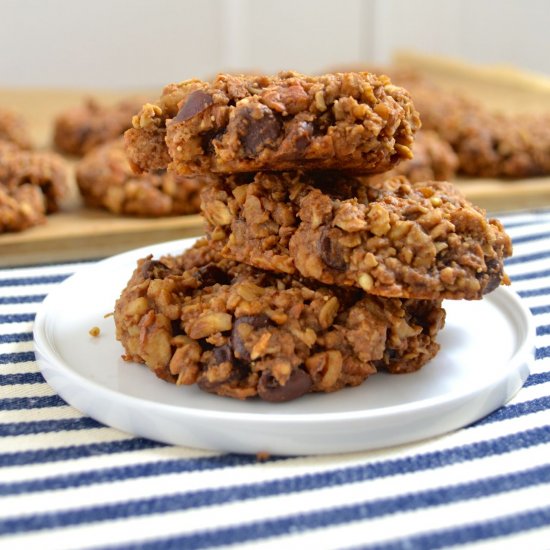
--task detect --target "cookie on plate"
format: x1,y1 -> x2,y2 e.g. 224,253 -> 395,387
114,239 -> 445,401
201,172 -> 512,300
125,71 -> 420,175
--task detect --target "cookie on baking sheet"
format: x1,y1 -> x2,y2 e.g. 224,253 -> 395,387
125,71 -> 420,175
75,138 -> 203,217
201,172 -> 512,300
114,239 -> 445,402
0,141 -> 69,232
0,107 -> 33,150
54,96 -> 146,156
386,70 -> 550,178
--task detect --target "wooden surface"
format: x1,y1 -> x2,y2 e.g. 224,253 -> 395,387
1,56 -> 550,266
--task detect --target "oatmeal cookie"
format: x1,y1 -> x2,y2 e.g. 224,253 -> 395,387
125,71 -> 420,175
114,239 -> 445,401
75,138 -> 203,216
0,141 -> 69,232
0,107 -> 33,149
201,172 -> 512,300
54,96 -> 145,156
388,71 -> 550,178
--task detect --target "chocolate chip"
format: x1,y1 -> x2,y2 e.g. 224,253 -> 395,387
231,315 -> 271,361
140,259 -> 171,280
240,106 -> 282,156
294,121 -> 314,153
196,264 -> 231,287
481,258 -> 502,294
213,344 -> 233,365
172,90 -> 213,123
319,230 -> 347,271
258,368 -> 313,402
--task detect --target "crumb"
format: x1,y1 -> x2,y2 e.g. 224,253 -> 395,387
256,451 -> 271,461
89,326 -> 101,337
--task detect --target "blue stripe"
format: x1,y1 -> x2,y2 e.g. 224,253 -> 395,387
0,394 -> 66,410
531,305 -> 550,316
511,231 -> 550,244
536,324 -> 550,336
0,437 -> 167,467
0,332 -> 33,344
72,464 -> 550,550
535,346 -> 550,360
0,294 -> 45,305
518,287 -> 550,298
510,268 -> 550,282
358,507 -> 550,550
0,351 -> 36,366
0,274 -> 69,287
0,372 -> 44,385
0,313 -> 35,324
471,396 -> 550,426
1,426 -> 549,536
0,454 -> 283,497
524,372 -> 550,387
506,250 -> 550,266
0,417 -> 104,437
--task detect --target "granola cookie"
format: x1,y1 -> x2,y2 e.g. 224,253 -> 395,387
114,239 -> 445,401
201,172 -> 512,300
75,138 -> 203,216
125,71 -> 420,175
54,96 -> 145,156
0,107 -> 33,149
389,71 -> 550,178
0,141 -> 69,232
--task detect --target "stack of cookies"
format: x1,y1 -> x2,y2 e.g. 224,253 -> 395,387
114,71 -> 512,402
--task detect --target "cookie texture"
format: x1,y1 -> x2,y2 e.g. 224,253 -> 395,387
0,142 -> 69,232
365,129 -> 458,184
0,107 -> 33,150
125,71 -> 420,175
201,173 -> 512,300
388,69 -> 550,178
114,239 -> 445,401
76,138 -> 203,216
54,97 -> 145,156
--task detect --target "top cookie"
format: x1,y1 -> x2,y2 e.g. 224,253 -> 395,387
125,71 -> 420,175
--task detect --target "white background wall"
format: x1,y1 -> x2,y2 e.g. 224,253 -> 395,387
0,0 -> 548,90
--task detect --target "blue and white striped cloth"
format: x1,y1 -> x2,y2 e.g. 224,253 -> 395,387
1,208 -> 550,549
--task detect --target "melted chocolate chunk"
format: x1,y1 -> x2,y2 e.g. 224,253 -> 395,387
172,90 -> 213,123
258,368 -> 313,402
319,230 -> 347,271
196,264 -> 231,287
240,106 -> 282,156
231,314 -> 271,361
213,344 -> 233,365
140,259 -> 171,280
481,258 -> 502,294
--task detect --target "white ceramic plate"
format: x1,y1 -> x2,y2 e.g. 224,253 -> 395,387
34,238 -> 535,455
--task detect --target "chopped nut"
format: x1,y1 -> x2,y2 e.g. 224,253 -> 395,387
188,312 -> 232,339
358,272 -> 374,291
204,200 -> 233,226
318,296 -> 339,329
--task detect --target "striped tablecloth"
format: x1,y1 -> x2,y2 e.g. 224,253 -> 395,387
1,208 -> 550,549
